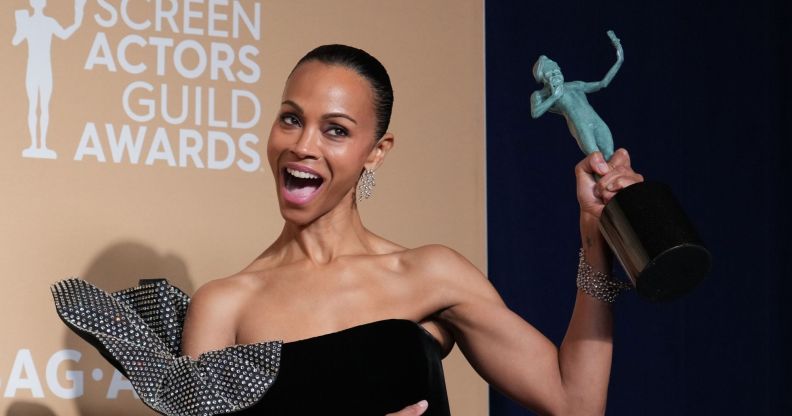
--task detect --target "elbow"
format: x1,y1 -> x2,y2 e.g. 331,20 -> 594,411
512,388 -> 606,416
576,403 -> 607,416
535,386 -> 607,416
548,405 -> 605,416
559,394 -> 607,416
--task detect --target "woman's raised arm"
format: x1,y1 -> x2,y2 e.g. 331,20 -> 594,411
433,149 -> 642,415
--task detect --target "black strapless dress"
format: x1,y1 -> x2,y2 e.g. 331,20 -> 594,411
233,319 -> 450,415
51,278 -> 451,416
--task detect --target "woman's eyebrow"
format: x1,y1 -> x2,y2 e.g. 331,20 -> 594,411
281,100 -> 356,124
282,100 -> 304,114
322,113 -> 357,125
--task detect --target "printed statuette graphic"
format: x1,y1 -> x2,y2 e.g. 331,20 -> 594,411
12,0 -> 87,160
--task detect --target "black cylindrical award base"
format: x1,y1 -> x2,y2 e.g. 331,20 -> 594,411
599,181 -> 711,302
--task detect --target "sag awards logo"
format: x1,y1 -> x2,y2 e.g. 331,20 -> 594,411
12,0 -> 263,172
1,349 -> 137,400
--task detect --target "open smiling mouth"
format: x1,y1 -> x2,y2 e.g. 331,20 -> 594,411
282,167 -> 325,204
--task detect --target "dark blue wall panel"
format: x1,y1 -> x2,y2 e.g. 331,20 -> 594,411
485,1 -> 790,414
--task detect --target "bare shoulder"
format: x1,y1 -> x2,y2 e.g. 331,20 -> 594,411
394,245 -> 497,351
402,245 -> 505,325
358,233 -> 480,277
189,269 -> 273,322
191,273 -> 256,310
401,244 -> 487,285
182,273 -> 261,357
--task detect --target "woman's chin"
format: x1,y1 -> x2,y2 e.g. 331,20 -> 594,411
279,212 -> 314,227
276,200 -> 316,224
276,188 -> 356,226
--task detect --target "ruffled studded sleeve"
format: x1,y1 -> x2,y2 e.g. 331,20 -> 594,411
51,278 -> 282,416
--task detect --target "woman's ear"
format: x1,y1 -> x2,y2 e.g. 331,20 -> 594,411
365,132 -> 395,170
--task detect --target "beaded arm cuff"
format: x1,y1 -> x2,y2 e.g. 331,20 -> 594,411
576,249 -> 631,303
51,279 -> 282,416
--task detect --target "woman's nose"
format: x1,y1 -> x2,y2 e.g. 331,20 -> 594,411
291,128 -> 320,159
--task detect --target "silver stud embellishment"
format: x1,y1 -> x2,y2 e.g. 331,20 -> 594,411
51,278 -> 282,416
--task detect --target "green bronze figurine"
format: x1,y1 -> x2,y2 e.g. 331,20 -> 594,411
529,30 -> 711,301
530,30 -> 623,161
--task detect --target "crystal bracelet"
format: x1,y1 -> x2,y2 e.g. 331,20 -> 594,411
576,248 -> 631,303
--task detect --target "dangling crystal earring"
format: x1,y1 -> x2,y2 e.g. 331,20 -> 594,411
357,169 -> 376,201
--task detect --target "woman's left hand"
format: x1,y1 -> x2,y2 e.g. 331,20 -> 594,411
575,148 -> 644,219
385,400 -> 428,416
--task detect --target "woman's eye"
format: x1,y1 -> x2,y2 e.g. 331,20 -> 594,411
326,126 -> 348,137
280,114 -> 301,126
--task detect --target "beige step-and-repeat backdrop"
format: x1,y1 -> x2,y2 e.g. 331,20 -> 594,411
0,1 -> 486,415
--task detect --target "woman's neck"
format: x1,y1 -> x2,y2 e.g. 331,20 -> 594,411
270,195 -> 375,265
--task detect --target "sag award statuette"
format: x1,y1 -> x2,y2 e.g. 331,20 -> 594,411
530,30 -> 711,301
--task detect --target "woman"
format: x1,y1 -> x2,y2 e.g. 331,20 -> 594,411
53,45 -> 642,415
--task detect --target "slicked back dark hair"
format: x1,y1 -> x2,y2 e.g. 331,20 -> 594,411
293,44 -> 394,142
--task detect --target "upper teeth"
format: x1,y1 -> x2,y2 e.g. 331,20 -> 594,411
287,168 -> 319,179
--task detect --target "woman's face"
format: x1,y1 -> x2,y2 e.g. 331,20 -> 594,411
267,61 -> 388,225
